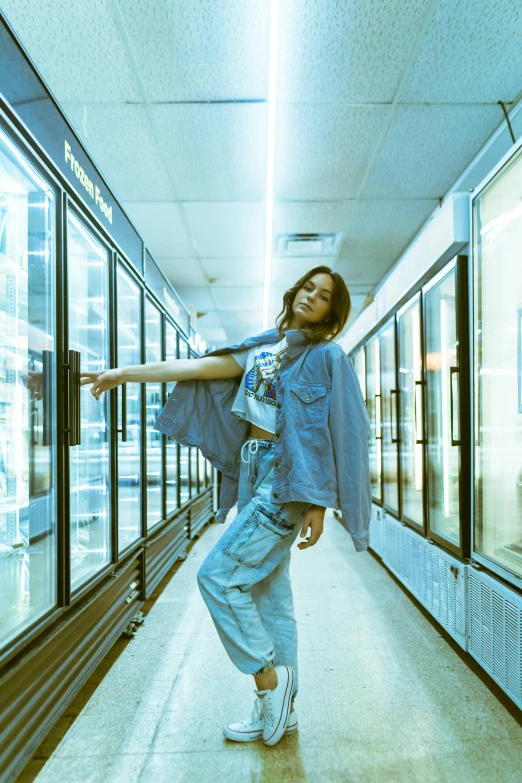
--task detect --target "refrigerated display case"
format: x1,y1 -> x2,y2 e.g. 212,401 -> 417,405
0,127 -> 57,649
165,320 -> 178,516
473,147 -> 522,584
179,335 -> 190,505
145,297 -> 163,530
353,348 -> 366,403
380,318 -> 399,516
397,293 -> 425,530
190,448 -> 198,497
116,264 -> 142,552
67,212 -> 111,590
199,450 -> 206,491
366,335 -> 382,502
423,260 -> 462,548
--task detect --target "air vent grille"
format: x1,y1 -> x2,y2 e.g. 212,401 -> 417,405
276,232 -> 343,257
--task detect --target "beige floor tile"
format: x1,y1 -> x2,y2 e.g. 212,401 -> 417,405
151,704 -> 247,754
241,746 -> 343,782
411,699 -> 513,742
142,751 -> 243,783
52,711 -> 160,757
428,739 -> 522,783
336,741 -> 446,783
326,702 -> 426,746
81,672 -> 176,715
33,754 -> 148,783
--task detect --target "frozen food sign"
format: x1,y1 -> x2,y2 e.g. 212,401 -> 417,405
64,140 -> 113,224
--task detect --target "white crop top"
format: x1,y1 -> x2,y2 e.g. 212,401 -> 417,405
230,337 -> 289,434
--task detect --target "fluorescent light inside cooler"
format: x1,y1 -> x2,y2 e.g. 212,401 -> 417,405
263,0 -> 279,331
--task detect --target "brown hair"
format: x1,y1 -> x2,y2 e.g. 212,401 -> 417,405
275,265 -> 351,343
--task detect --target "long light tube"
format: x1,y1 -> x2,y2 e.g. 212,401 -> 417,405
262,0 -> 280,330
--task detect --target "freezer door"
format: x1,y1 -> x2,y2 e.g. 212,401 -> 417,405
165,320 -> 179,516
67,212 -> 111,589
397,293 -> 425,530
116,264 -> 142,552
424,263 -> 461,548
380,318 -> 399,516
0,129 -> 57,649
473,151 -> 522,582
145,298 -> 163,530
366,335 -> 382,503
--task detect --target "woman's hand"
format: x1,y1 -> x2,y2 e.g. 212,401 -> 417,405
297,506 -> 325,550
80,368 -> 124,400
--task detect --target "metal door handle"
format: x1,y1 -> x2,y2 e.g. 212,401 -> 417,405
390,389 -> 399,443
449,366 -> 460,446
117,382 -> 128,442
65,350 -> 81,446
375,393 -> 382,440
414,380 -> 425,445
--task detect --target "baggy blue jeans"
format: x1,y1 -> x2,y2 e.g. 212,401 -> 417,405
197,438 -> 312,704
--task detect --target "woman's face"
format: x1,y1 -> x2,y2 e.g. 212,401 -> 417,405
291,273 -> 334,327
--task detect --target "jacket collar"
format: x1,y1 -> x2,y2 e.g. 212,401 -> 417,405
205,327 -> 312,358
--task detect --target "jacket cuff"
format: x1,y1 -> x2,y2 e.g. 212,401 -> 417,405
351,535 -> 369,552
215,507 -> 230,524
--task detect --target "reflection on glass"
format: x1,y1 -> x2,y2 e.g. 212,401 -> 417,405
206,458 -> 212,489
353,349 -> 366,402
380,320 -> 399,514
199,450 -> 206,491
474,151 -> 522,579
0,130 -> 57,648
117,266 -> 141,551
366,336 -> 381,501
398,295 -> 424,526
165,322 -> 178,516
190,448 -> 198,497
67,213 -> 110,588
424,264 -> 461,546
145,299 -> 163,529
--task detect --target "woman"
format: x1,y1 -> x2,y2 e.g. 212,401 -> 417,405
81,265 -> 371,748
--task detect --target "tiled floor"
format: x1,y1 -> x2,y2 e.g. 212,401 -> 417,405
17,510 -> 522,783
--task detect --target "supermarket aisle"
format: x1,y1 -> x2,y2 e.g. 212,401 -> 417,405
18,511 -> 522,783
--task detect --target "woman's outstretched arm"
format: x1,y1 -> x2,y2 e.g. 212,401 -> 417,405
80,354 -> 243,400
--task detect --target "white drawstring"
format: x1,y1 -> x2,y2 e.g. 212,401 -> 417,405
241,438 -> 259,464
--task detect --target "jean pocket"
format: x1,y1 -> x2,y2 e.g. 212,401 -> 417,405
224,505 -> 293,568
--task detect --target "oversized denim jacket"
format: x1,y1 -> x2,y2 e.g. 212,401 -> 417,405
154,327 -> 371,552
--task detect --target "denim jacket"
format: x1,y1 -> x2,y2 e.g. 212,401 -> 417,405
154,327 -> 371,552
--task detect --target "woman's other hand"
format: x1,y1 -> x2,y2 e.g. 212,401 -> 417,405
80,368 -> 124,400
297,506 -> 325,550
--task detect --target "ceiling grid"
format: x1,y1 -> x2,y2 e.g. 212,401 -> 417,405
1,0 -> 521,346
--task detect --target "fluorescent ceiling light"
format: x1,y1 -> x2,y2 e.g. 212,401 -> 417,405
262,0 -> 279,330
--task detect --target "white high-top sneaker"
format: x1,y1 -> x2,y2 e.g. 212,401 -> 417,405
223,692 -> 298,742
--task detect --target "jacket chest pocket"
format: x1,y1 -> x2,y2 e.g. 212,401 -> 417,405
289,381 -> 329,424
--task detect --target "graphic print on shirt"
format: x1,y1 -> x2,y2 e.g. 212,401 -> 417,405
245,348 -> 288,406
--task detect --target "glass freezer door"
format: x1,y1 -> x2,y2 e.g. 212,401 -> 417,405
0,129 -> 57,649
165,321 -> 178,516
198,450 -> 206,491
366,336 -> 382,503
473,150 -> 522,582
145,298 -> 163,530
397,294 -> 425,529
424,263 -> 461,548
67,213 -> 111,589
179,336 -> 190,505
380,319 -> 399,516
116,265 -> 142,552
353,348 -> 366,403
190,448 -> 198,497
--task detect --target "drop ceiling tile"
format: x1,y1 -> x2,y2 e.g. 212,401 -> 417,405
273,201 -> 354,238
119,0 -> 269,101
196,310 -> 223,329
182,202 -> 265,257
277,0 -> 431,103
198,326 -> 228,345
363,105 -> 502,199
123,202 -> 196,258
156,259 -> 208,287
175,286 -> 215,311
62,104 -> 175,201
219,310 -> 263,329
402,0 -> 522,103
212,287 -> 263,311
150,103 -> 266,200
200,259 -> 265,286
1,0 -> 142,102
275,105 -> 390,200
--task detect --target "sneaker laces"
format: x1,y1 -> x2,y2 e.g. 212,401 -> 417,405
256,689 -> 274,727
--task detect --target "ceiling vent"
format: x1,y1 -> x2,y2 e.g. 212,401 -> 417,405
276,232 -> 343,257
